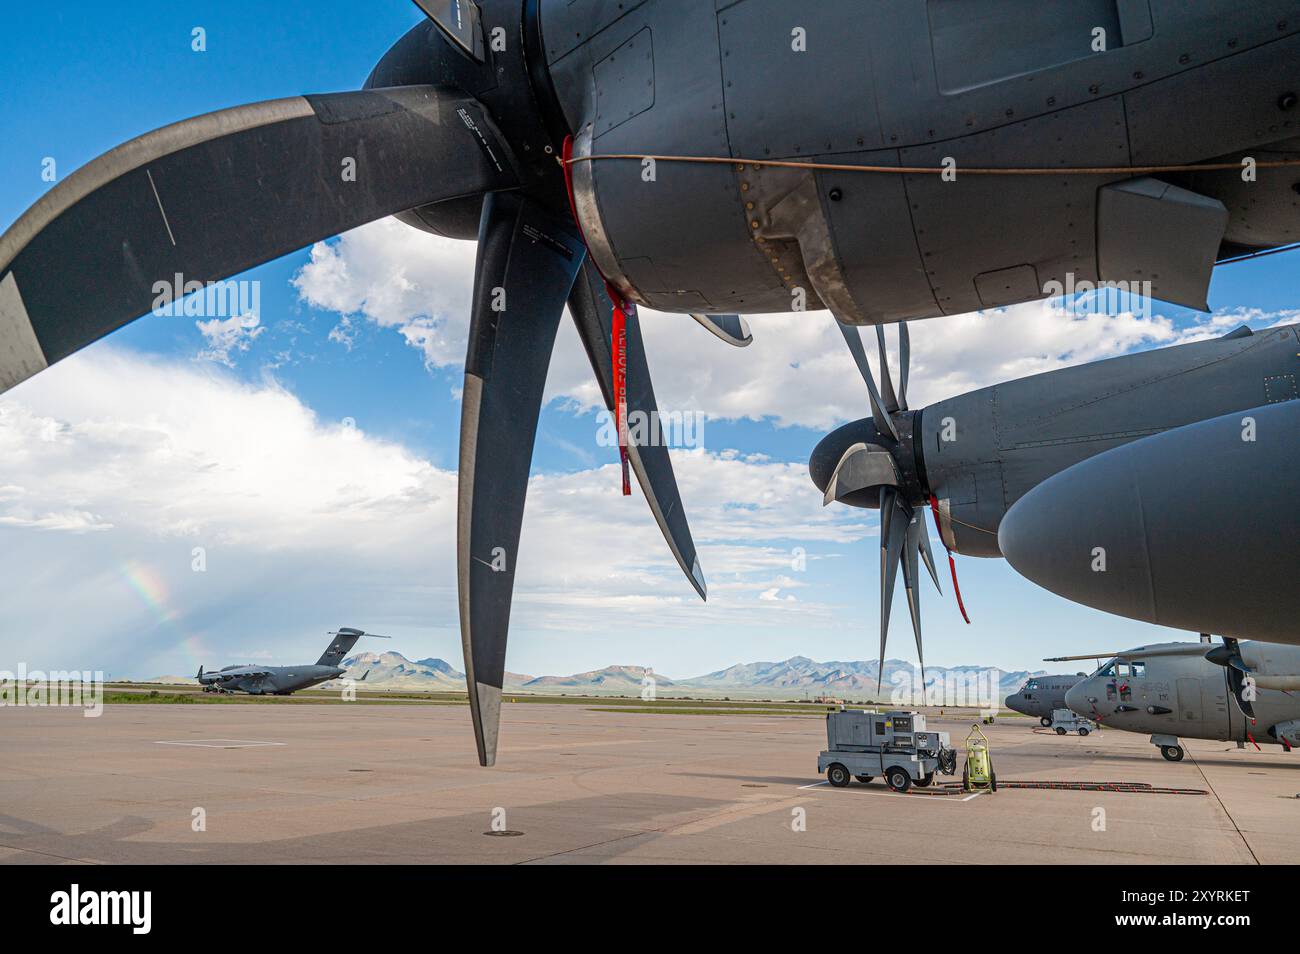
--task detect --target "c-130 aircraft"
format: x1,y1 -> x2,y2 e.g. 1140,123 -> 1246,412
2,1 -> 1300,763
1049,638 -> 1300,762
197,629 -> 388,696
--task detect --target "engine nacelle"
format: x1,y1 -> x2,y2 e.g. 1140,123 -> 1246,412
1269,719 -> 1300,747
998,401 -> 1300,645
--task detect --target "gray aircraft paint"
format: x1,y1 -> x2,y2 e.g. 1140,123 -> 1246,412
1004,675 -> 1084,721
196,629 -> 383,696
1063,640 -> 1300,752
5,0 -> 1300,764
999,398 -> 1300,644
812,323 -> 1300,657
541,0 -> 1300,318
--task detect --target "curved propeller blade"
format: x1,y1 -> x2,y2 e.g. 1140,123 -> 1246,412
877,486 -> 910,690
875,326 -> 900,414
835,318 -> 899,443
898,322 -> 911,411
569,260 -> 706,599
0,85 -> 517,395
902,513 -> 926,693
916,512 -> 942,594
691,313 -> 753,348
1227,666 -> 1256,719
1209,636 -> 1256,719
459,192 -> 587,767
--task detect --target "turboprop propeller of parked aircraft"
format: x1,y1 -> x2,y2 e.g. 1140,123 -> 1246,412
4,1 -> 1300,764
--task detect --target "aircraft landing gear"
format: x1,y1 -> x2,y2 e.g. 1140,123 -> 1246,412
1160,744 -> 1185,762
1040,716 -> 1052,727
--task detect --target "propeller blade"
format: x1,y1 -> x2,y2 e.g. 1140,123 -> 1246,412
1227,666 -> 1256,719
822,442 -> 900,507
835,319 -> 900,443
916,512 -> 942,595
411,0 -> 485,61
691,313 -> 753,347
898,322 -> 911,411
902,512 -> 926,694
0,85 -> 516,395
1210,637 -> 1256,719
877,486 -> 909,690
875,325 -> 900,414
459,192 -> 586,767
569,260 -> 707,599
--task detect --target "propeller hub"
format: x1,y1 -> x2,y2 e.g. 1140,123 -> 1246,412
809,411 -> 926,508
1204,644 -> 1235,667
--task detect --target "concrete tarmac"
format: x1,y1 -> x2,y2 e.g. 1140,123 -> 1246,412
1,703 -> 1295,864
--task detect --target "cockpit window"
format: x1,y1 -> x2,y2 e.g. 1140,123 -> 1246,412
1095,659 -> 1118,677
414,0 -> 485,62
1118,661 -> 1146,678
1025,681 -> 1040,690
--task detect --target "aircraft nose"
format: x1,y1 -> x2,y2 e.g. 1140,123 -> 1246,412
1064,681 -> 1089,714
1004,693 -> 1024,713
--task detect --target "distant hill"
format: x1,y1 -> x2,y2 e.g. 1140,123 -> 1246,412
340,651 -> 535,690
521,665 -> 674,693
319,652 -> 1047,700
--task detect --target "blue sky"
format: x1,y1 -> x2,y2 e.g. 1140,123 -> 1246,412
2,3 -> 1297,682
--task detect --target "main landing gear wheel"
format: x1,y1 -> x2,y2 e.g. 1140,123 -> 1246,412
827,763 -> 851,787
1040,717 -> 1052,727
1161,744 -> 1185,762
885,767 -> 912,793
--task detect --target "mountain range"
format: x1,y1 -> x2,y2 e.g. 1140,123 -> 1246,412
330,651 -> 1049,700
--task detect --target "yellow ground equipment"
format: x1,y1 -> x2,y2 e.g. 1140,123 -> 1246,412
962,723 -> 998,792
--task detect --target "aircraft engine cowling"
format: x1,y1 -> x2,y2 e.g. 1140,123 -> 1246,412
1270,720 -> 1300,747
998,401 -> 1300,646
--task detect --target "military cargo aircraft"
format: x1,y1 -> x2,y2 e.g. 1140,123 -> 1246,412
1004,675 -> 1086,726
1047,638 -> 1300,761
197,629 -> 387,696
3,1 -> 1300,763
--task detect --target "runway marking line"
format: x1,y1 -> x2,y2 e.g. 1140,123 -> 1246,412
154,739 -> 285,748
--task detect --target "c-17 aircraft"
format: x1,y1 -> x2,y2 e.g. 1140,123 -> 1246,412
4,1 -> 1300,763
1047,638 -> 1300,762
197,629 -> 388,696
1003,675 -> 1086,726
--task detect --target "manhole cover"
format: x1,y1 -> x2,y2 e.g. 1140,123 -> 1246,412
483,830 -> 525,837
742,783 -> 768,788
349,769 -> 372,773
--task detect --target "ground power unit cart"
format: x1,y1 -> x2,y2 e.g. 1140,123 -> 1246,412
818,709 -> 958,792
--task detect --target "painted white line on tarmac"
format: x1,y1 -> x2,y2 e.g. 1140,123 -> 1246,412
154,739 -> 286,748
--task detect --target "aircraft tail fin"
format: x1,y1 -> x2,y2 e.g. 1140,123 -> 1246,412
317,628 -> 366,666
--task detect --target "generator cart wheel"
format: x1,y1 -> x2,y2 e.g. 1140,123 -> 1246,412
855,775 -> 873,784
1078,727 -> 1090,737
1040,717 -> 1052,727
961,762 -> 970,791
885,767 -> 912,793
1054,726 -> 1067,735
914,772 -> 934,788
990,771 -> 998,792
827,763 -> 851,787
1160,744 -> 1185,762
